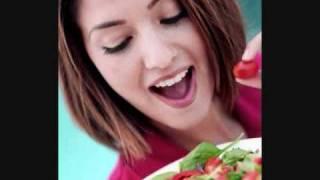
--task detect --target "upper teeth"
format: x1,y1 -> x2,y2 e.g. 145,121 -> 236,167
155,69 -> 189,88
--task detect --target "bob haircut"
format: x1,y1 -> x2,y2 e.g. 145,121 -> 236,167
58,0 -> 246,161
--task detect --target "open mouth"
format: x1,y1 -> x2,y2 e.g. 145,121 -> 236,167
149,66 -> 196,108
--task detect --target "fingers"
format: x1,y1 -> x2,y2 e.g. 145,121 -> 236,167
242,32 -> 262,61
236,72 -> 261,89
234,32 -> 262,89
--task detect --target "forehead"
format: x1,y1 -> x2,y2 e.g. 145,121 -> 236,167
76,0 -> 133,26
77,0 -> 135,16
76,0 -> 176,29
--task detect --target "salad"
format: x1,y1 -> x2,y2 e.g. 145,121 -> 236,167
151,136 -> 261,180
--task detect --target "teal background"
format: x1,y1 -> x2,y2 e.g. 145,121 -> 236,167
58,1 -> 261,179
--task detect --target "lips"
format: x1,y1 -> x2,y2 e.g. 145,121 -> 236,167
149,66 -> 196,108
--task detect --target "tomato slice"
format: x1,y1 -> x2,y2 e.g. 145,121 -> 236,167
213,165 -> 232,180
233,60 -> 259,79
254,157 -> 262,165
204,157 -> 222,173
216,175 -> 227,180
219,165 -> 232,175
242,171 -> 260,180
172,170 -> 202,180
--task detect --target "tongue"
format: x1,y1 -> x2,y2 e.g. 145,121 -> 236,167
158,77 -> 189,99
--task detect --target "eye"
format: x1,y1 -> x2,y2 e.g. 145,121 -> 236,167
160,9 -> 188,25
102,36 -> 133,54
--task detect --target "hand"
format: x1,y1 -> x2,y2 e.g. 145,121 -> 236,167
235,32 -> 262,89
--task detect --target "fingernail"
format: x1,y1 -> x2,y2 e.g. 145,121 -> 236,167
242,50 -> 250,61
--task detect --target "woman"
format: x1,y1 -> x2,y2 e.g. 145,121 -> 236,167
58,0 -> 261,179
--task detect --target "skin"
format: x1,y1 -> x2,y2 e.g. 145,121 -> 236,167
76,0 -> 248,149
236,32 -> 262,89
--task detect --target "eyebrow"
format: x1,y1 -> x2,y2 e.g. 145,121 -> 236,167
89,0 -> 161,40
88,20 -> 125,40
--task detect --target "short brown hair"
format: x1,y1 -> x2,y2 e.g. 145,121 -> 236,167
58,0 -> 246,161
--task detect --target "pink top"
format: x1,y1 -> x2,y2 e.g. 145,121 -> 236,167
109,84 -> 261,179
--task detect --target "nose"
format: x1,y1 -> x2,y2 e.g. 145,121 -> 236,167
140,28 -> 177,70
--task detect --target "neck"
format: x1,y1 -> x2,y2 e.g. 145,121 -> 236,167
159,99 -> 247,151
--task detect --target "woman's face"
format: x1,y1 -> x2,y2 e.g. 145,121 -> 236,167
77,0 -> 215,129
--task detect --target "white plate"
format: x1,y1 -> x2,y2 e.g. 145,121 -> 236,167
144,137 -> 262,180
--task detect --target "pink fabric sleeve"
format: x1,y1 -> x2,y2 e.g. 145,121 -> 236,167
108,158 -> 141,180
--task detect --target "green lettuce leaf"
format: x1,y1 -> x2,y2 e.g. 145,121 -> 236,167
227,171 -> 243,180
179,142 -> 222,171
237,157 -> 256,172
222,148 -> 250,166
179,134 -> 245,171
151,171 -> 177,180
189,175 -> 214,180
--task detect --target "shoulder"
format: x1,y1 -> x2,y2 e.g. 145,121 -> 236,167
235,84 -> 261,113
108,132 -> 187,179
108,157 -> 141,180
233,84 -> 261,137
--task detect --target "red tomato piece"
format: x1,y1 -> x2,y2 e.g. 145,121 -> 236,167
216,174 -> 228,180
172,170 -> 202,180
204,157 -> 222,173
254,157 -> 262,165
242,171 -> 260,180
233,60 -> 259,79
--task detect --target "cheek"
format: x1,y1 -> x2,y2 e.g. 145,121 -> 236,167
92,57 -> 145,105
85,45 -> 149,107
185,24 -> 212,82
185,24 -> 215,99
100,63 -> 138,93
179,22 -> 209,67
